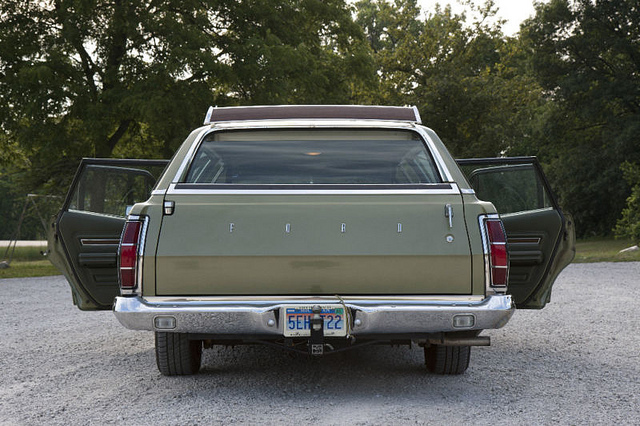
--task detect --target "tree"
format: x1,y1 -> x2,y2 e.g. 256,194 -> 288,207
355,0 -> 546,158
0,0 -> 373,200
522,0 -> 640,237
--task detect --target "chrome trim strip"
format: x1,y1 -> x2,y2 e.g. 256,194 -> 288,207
118,215 -> 147,297
460,188 -> 476,194
209,119 -> 418,130
479,215 -> 509,294
136,216 -> 149,296
175,183 -> 453,190
508,237 -> 541,245
411,126 -> 455,182
501,207 -> 554,217
203,106 -> 214,125
113,294 -> 514,335
166,182 -> 461,196
131,295 -> 485,303
479,214 -> 498,295
172,126 -> 213,184
68,208 -> 124,220
80,238 -> 120,246
412,105 -> 422,124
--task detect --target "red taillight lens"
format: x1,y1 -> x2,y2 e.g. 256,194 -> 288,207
492,267 -> 508,286
119,268 -> 136,289
485,218 -> 508,287
122,221 -> 142,245
490,242 -> 507,267
119,245 -> 137,268
119,219 -> 143,290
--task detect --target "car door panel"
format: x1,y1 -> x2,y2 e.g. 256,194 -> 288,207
502,208 -> 563,306
56,210 -> 124,308
457,157 -> 575,309
48,159 -> 169,310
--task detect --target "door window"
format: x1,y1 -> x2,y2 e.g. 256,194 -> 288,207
68,164 -> 165,216
459,162 -> 554,214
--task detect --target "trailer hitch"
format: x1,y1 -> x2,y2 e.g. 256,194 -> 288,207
309,305 -> 324,355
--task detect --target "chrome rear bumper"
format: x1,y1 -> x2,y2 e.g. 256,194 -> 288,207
113,294 -> 514,336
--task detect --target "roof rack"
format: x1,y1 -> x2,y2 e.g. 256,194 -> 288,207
203,105 -> 421,125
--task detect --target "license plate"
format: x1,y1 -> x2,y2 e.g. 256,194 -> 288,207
283,305 -> 347,337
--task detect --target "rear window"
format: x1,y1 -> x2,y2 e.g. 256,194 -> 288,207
183,129 -> 442,185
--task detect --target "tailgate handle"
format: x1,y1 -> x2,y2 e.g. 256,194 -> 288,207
445,204 -> 454,228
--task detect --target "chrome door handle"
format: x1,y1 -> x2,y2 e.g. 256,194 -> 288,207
445,204 -> 453,228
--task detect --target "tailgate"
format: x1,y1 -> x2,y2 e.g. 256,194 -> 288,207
154,190 -> 471,295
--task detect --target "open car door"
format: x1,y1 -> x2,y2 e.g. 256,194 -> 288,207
457,157 -> 575,309
48,158 -> 169,310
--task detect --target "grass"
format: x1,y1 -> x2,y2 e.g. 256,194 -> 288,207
1,246 -> 48,261
1,238 -> 639,279
0,260 -> 60,279
573,238 -> 640,263
0,246 -> 60,279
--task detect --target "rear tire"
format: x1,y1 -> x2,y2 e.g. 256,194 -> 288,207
424,345 -> 471,375
155,332 -> 202,376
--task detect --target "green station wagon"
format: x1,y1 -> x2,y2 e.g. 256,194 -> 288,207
48,105 -> 575,375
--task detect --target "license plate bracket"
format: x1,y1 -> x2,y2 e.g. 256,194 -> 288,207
283,305 -> 346,337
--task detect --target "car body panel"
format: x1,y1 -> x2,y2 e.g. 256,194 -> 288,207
154,191 -> 472,296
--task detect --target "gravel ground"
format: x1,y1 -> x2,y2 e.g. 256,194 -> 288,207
1,263 -> 638,425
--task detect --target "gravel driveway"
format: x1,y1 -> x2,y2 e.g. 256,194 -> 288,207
1,263 -> 638,425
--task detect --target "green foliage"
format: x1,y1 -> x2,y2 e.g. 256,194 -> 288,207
0,0 -> 375,237
1,0 -> 639,241
521,0 -> 640,237
355,0 -> 545,158
615,162 -> 640,243
0,0 -> 374,192
0,172 -> 25,240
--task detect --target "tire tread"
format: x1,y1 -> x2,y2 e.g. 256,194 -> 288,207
424,345 -> 471,375
155,332 -> 202,376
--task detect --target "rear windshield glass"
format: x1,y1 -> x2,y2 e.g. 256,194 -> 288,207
183,129 -> 442,185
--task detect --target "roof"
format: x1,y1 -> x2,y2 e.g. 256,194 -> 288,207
203,105 -> 422,125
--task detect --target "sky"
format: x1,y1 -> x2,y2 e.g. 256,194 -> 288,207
418,0 -> 544,36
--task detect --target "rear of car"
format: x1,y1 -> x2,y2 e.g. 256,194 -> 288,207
113,106 -> 513,375
49,105 -> 573,376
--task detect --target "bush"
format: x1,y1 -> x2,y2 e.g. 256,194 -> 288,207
615,162 -> 640,244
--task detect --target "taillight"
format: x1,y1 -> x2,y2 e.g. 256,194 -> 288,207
483,217 -> 509,288
119,217 -> 145,290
